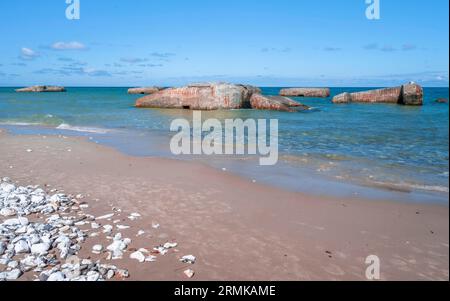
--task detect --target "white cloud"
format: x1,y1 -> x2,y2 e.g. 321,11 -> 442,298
20,47 -> 39,60
51,41 -> 87,50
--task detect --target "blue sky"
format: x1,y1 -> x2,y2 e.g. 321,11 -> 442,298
0,0 -> 448,87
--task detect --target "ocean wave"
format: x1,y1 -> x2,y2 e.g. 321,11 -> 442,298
0,122 -> 42,126
371,181 -> 449,193
0,114 -> 64,127
0,118 -> 111,135
56,123 -> 111,134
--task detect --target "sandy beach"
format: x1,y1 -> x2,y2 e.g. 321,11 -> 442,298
0,128 -> 448,281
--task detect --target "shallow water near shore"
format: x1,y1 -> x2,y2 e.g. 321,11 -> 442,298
0,87 -> 448,204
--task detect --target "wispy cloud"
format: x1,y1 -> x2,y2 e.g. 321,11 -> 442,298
58,57 -> 87,66
402,44 -> 417,51
120,57 -> 149,64
20,47 -> 40,60
150,52 -> 176,58
364,43 -> 418,52
380,45 -> 397,52
324,47 -> 342,52
0,72 -> 19,78
137,63 -> 163,68
113,71 -> 128,76
58,57 -> 75,62
363,43 -> 379,50
105,63 -> 124,68
82,68 -> 112,77
51,41 -> 87,50
112,70 -> 145,76
261,47 -> 291,53
34,66 -> 111,77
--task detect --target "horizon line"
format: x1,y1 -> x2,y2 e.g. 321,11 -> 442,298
1,85 -> 449,89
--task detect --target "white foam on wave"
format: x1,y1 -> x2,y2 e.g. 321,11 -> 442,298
0,122 -> 41,126
372,180 -> 449,193
56,123 -> 111,134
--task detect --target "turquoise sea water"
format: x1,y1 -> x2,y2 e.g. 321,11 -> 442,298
0,87 -> 448,204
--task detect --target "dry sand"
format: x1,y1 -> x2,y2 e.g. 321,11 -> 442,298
0,129 -> 448,281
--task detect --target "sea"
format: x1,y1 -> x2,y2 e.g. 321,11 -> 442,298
0,87 -> 448,204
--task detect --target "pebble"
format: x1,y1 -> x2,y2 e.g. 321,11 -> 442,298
164,242 -> 178,249
92,244 -> 103,254
117,269 -> 129,278
106,234 -> 130,260
145,255 -> 157,262
14,240 -> 30,254
59,225 -> 71,232
153,246 -> 169,255
47,272 -> 65,281
0,242 -> 6,255
8,260 -> 19,269
130,251 -> 146,263
5,269 -> 23,280
30,243 -> 51,255
180,255 -> 196,264
128,213 -> 141,220
91,223 -> 101,229
103,225 -> 113,234
18,217 -> 29,226
184,269 -> 195,278
0,207 -> 16,217
117,225 -> 130,230
152,222 -> 160,229
96,213 -> 114,220
86,271 -> 100,281
106,269 -> 115,279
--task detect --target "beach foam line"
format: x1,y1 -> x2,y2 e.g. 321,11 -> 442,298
0,122 -> 42,126
0,121 -> 112,134
56,123 -> 112,134
371,180 -> 449,193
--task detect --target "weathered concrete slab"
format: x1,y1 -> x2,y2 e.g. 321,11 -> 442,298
128,87 -> 164,94
15,86 -> 66,93
280,88 -> 330,98
332,83 -> 423,106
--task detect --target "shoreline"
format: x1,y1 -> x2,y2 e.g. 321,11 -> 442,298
1,123 -> 448,205
0,128 -> 448,280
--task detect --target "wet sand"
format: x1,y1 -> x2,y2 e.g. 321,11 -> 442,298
0,128 -> 448,281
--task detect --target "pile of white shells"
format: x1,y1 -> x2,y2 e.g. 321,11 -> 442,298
0,177 -> 128,281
